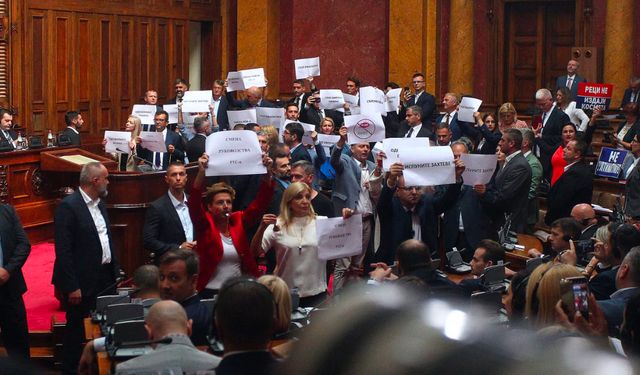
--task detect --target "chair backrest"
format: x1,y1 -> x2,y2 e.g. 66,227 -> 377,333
106,303 -> 144,326
112,319 -> 148,346
96,295 -> 131,314
200,297 -> 217,314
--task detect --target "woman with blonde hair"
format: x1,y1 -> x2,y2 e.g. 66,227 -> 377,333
260,125 -> 280,149
258,275 -> 292,337
252,182 -> 328,307
104,115 -> 142,171
498,102 -> 528,133
525,263 -> 582,328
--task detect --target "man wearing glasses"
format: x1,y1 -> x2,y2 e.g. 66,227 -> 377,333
401,72 -> 436,129
139,110 -> 185,170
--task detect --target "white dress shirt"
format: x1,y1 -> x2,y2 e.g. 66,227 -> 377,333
79,187 -> 111,264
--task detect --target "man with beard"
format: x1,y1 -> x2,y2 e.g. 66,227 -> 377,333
62,110 -> 84,146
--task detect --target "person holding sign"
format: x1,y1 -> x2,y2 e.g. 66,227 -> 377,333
251,182 -> 328,307
103,115 -> 142,171
302,91 -> 344,128
400,73 -> 436,128
138,110 -> 185,170
187,153 -> 275,296
614,103 -> 640,151
435,93 -> 479,142
226,86 -> 275,109
473,112 -> 502,155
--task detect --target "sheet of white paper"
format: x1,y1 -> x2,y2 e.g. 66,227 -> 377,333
132,104 -> 157,125
182,90 -> 213,112
371,141 -> 385,165
163,104 -> 179,124
460,153 -> 497,186
139,131 -> 167,153
318,134 -> 340,155
205,130 -> 266,176
283,120 -> 315,145
227,109 -> 257,128
319,89 -> 345,110
343,93 -> 359,106
104,131 -> 131,154
344,113 -> 386,144
256,107 -> 285,128
316,214 -> 363,260
384,142 -> 455,186
294,57 -> 320,79
385,88 -> 402,113
458,97 -> 483,123
359,86 -> 387,115
226,71 -> 244,92
241,68 -> 266,88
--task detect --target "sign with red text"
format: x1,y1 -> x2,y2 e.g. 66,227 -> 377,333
576,83 -> 614,110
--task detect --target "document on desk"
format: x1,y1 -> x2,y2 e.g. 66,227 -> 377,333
60,155 -> 100,165
205,130 -> 266,176
316,215 -> 363,260
139,131 -> 167,153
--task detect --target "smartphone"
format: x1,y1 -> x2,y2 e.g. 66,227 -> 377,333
560,276 -> 589,320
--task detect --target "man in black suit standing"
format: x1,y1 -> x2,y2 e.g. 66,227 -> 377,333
210,80 -> 229,131
475,128 -> 532,234
400,72 -> 436,128
166,78 -> 190,105
0,108 -> 17,150
301,91 -> 344,129
555,59 -> 587,100
283,122 -> 311,163
186,116 -> 210,163
143,162 -> 195,262
534,88 -> 570,179
62,111 -> 84,146
287,78 -> 315,113
139,110 -> 185,170
226,86 -> 275,109
52,162 -> 121,374
0,203 -> 31,360
544,139 -> 593,225
397,105 -> 434,140
621,76 -> 640,109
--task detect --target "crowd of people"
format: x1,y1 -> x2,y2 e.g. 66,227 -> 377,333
1,57 -> 640,374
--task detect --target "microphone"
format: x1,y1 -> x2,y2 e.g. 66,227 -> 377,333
127,153 -> 157,171
96,274 -> 129,297
117,336 -> 172,348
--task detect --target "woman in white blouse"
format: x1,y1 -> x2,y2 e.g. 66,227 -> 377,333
556,86 -> 590,132
251,182 -> 328,307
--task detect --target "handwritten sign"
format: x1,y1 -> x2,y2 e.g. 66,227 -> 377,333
316,214 -> 363,260
460,153 -> 497,186
205,130 -> 266,176
294,57 -> 320,79
576,83 -> 614,110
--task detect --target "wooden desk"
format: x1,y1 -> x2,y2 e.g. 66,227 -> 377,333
446,271 -> 474,284
505,250 -> 530,271
84,318 -> 102,341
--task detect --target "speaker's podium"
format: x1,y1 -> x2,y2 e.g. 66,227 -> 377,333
40,148 -> 197,273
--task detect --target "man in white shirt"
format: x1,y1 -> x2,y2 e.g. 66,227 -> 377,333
138,110 -> 185,170
397,105 -> 433,140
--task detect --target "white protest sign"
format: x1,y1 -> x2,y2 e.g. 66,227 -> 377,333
294,57 -> 320,79
316,214 -> 363,260
381,138 -> 430,170
458,97 -> 482,123
343,93 -> 359,106
385,88 -> 402,112
256,107 -> 285,128
283,120 -> 315,145
319,89 -> 345,110
371,141 -> 385,164
163,104 -> 179,124
205,130 -> 266,176
360,86 -> 386,115
384,141 -> 455,186
318,134 -> 340,155
104,131 -> 131,154
132,105 -> 157,125
182,90 -> 213,112
227,109 -> 257,128
460,153 -> 497,186
139,131 -> 167,153
344,113 -> 386,144
241,68 -> 266,88
226,71 -> 244,92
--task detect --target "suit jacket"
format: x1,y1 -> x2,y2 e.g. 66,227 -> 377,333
443,185 -> 493,254
225,91 -> 275,110
537,106 -> 571,178
475,126 -> 501,154
52,190 -> 120,296
377,182 -> 461,263
556,74 -> 586,100
621,88 -> 640,108
186,133 -> 206,163
143,192 -> 195,260
435,112 -> 479,141
396,123 -> 434,140
213,96 -> 230,131
598,287 -> 640,337
215,351 -> 278,375
287,93 -> 311,110
616,119 -> 640,144
0,129 -> 17,150
400,91 -> 436,126
301,107 -> 344,128
589,267 -> 617,301
544,161 -> 593,225
0,204 -> 31,298
330,146 -> 380,216
61,127 -> 81,146
290,143 -> 312,164
138,130 -> 185,170
115,335 -> 220,375
525,151 -> 543,228
480,152 -> 532,233
624,157 -> 640,218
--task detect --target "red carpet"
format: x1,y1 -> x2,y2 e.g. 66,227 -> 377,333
23,241 -> 65,331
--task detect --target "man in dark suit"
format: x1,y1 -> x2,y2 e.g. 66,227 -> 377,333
186,116 -> 210,163
301,91 -> 344,128
138,110 -> 185,170
225,86 -> 275,109
0,108 -> 18,150
434,93 -> 479,141
287,78 -> 315,113
283,122 -> 311,163
624,134 -> 640,219
0,204 -> 31,360
621,77 -> 640,109
52,162 -> 121,374
400,72 -> 436,128
396,105 -> 434,140
544,139 -> 593,225
214,276 -> 278,375
534,88 -> 571,178
165,78 -> 189,105
210,80 -> 229,131
555,59 -> 587,100
475,128 -> 532,234
62,110 -> 83,146
143,163 -> 195,261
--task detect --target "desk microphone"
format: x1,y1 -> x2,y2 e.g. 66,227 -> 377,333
122,151 -> 157,171
117,336 -> 172,348
96,274 -> 129,297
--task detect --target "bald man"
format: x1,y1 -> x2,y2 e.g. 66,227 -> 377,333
571,203 -> 602,266
226,85 -> 275,109
115,300 -> 220,374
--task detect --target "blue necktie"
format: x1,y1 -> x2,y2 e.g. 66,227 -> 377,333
154,152 -> 162,169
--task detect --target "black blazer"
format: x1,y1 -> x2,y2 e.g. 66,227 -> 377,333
290,144 -> 312,164
225,91 -> 275,110
616,119 -> 640,144
61,127 -> 81,146
0,129 -> 17,150
186,134 -> 206,163
215,351 -> 278,375
213,96 -> 230,131
396,123 -> 434,140
474,126 -> 501,154
621,88 -> 640,108
138,130 -> 186,170
443,185 -> 494,253
556,74 -> 586,100
143,192 -> 195,259
401,91 -> 436,126
52,190 -> 120,296
0,204 -> 31,298
301,107 -> 344,128
544,161 -> 593,225
537,106 -> 570,177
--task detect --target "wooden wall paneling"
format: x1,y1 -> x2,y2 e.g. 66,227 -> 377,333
155,19 -> 169,102
0,0 -> 10,109
25,9 -> 47,134
135,19 -> 153,104
54,11 -> 71,134
544,3 -> 575,90
118,16 -> 134,126
73,13 -> 92,134
98,15 -> 115,131
9,0 -> 24,121
171,20 -> 188,89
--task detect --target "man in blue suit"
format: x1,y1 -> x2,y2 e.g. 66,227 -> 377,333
435,93 -> 479,142
400,72 -> 436,127
138,110 -> 185,170
555,59 -> 587,100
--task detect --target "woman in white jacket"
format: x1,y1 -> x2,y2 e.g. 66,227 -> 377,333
556,86 -> 590,132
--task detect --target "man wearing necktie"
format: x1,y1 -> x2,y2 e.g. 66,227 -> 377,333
0,109 -> 17,150
397,106 -> 433,140
138,110 -> 185,171
621,76 -> 640,109
555,59 -> 586,101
